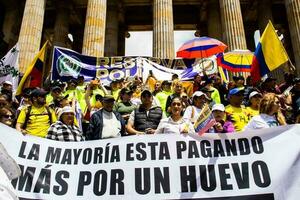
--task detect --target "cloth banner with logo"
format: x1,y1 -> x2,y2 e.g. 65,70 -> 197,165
0,124 -> 299,200
51,47 -> 217,85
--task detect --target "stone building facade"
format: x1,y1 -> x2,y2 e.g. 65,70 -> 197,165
0,0 -> 300,74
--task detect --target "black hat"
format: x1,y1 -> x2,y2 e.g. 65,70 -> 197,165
68,79 -> 78,84
102,95 -> 115,102
161,80 -> 172,86
120,88 -> 133,95
31,88 -> 48,98
51,86 -> 62,92
141,89 -> 152,97
201,87 -> 214,93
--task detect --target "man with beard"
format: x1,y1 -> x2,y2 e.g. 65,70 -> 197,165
16,88 -> 56,137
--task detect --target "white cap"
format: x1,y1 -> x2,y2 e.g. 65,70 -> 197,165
212,103 -> 225,112
58,106 -> 74,119
192,91 -> 207,98
249,91 -> 262,99
2,81 -> 12,86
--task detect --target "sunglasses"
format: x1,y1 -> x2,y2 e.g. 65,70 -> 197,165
1,114 -> 13,119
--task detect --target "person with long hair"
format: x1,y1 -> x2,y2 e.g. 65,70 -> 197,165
155,97 -> 195,134
245,93 -> 286,130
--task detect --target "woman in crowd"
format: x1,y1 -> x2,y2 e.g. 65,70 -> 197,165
246,91 -> 262,119
245,93 -> 286,130
209,104 -> 235,133
0,108 -> 14,127
155,97 -> 195,134
183,91 -> 208,123
46,106 -> 84,141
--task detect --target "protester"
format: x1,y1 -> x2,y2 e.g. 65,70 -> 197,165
180,92 -> 191,111
213,75 -> 227,105
165,80 -> 183,114
183,91 -> 207,123
246,91 -> 262,119
225,87 -> 249,132
86,95 -> 126,140
127,89 -> 163,135
114,88 -> 136,123
155,97 -> 195,134
46,106 -> 84,141
203,78 -> 221,104
0,107 -> 14,127
152,81 -> 162,96
46,86 -> 63,105
16,88 -> 57,137
245,93 -> 286,129
0,94 -> 9,109
261,77 -> 281,94
156,80 -> 172,113
193,73 -> 205,93
209,104 -> 235,133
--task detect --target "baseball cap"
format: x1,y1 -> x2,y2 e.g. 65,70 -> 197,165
192,91 -> 207,98
2,81 -> 12,86
161,80 -> 172,86
228,87 -> 245,96
102,95 -> 115,102
58,106 -> 74,119
141,89 -> 153,97
120,88 -> 133,95
249,91 -> 262,99
212,103 -> 225,112
51,86 -> 62,92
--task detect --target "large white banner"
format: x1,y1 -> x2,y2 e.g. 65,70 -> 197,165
0,124 -> 299,200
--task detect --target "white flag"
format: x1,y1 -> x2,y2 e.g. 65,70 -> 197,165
0,44 -> 19,91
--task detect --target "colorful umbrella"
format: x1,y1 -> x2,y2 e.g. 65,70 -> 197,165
176,36 -> 227,59
217,49 -> 254,72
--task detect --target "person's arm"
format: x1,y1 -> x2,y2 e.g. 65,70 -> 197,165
126,111 -> 144,135
98,80 -> 108,95
15,109 -> 27,135
85,85 -> 92,112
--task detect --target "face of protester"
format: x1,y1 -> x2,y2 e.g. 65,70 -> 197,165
2,83 -> 12,91
121,93 -> 132,103
155,82 -> 161,91
174,84 -> 183,95
61,112 -> 74,126
68,82 -> 77,90
270,97 -> 281,115
162,84 -> 171,92
33,95 -> 46,106
250,95 -> 261,108
193,95 -> 206,108
0,110 -> 13,127
229,92 -> 244,107
141,93 -> 153,108
51,89 -> 62,99
102,100 -> 115,112
170,98 -> 183,117
194,75 -> 202,83
213,110 -> 225,122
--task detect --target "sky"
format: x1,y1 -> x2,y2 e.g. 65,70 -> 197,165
125,31 -> 195,57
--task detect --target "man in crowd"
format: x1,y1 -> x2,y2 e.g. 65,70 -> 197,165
156,80 -> 172,114
86,95 -> 126,140
127,89 -> 163,135
225,87 -> 249,132
16,88 -> 56,137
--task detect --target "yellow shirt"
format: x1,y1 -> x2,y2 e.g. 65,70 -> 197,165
225,105 -> 249,132
246,106 -> 259,120
17,106 -> 57,138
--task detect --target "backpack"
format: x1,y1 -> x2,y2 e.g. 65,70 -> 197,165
22,105 -> 53,129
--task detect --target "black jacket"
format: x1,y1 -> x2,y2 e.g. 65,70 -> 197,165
86,109 -> 126,140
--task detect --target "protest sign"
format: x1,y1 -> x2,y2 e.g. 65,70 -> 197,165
51,47 -> 217,85
0,124 -> 299,199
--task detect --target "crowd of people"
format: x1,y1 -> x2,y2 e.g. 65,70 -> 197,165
0,70 -> 300,141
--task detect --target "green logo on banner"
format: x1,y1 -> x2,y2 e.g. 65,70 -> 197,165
57,55 -> 81,77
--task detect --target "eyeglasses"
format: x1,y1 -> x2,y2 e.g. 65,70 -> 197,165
181,96 -> 188,98
1,114 -> 13,119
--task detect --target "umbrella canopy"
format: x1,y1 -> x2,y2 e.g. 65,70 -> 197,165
176,36 -> 227,59
217,49 -> 254,72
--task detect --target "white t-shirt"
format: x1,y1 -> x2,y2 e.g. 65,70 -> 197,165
245,114 -> 279,130
155,117 -> 196,134
101,110 -> 122,139
183,105 -> 202,123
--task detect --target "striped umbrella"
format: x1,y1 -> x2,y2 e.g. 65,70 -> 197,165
176,36 -> 227,58
217,49 -> 254,72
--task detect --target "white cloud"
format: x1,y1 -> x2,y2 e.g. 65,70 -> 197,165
125,30 -> 196,58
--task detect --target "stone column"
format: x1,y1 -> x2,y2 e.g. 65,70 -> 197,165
153,0 -> 175,59
18,0 -> 46,73
53,2 -> 70,47
208,0 -> 222,40
82,0 -> 107,57
258,0 -> 273,33
219,0 -> 247,50
104,0 -> 118,56
285,0 -> 300,73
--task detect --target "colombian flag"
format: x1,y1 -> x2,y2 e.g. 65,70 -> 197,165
251,21 -> 289,83
16,41 -> 48,95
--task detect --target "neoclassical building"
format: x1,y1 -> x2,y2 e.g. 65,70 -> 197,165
0,0 -> 300,74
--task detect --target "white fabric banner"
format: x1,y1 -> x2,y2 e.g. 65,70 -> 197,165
0,44 -> 19,91
0,124 -> 299,200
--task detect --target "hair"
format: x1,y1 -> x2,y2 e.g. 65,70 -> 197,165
259,93 -> 279,114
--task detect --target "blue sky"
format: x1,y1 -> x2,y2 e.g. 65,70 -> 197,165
125,31 -> 195,57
